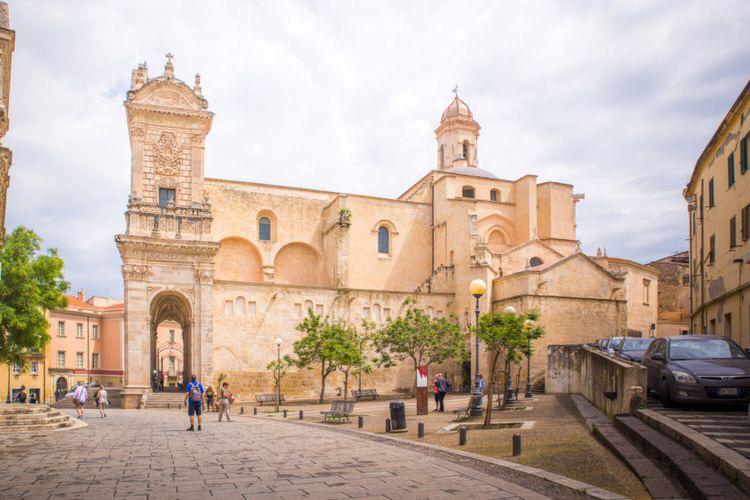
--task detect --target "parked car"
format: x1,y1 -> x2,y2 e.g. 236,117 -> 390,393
607,336 -> 625,354
615,337 -> 654,363
597,338 -> 611,351
642,335 -> 750,406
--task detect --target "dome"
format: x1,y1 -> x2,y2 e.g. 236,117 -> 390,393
443,166 -> 497,179
441,96 -> 473,122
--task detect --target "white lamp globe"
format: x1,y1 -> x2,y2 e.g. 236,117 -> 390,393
503,306 -> 517,315
469,279 -> 487,298
275,337 -> 283,346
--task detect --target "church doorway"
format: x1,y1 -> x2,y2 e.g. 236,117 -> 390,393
55,377 -> 68,401
150,292 -> 192,393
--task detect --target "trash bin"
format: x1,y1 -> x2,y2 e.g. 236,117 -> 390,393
389,401 -> 406,431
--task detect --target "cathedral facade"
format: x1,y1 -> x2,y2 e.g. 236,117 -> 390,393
116,57 -> 656,407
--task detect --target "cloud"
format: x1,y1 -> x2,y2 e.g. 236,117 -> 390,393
5,0 -> 749,298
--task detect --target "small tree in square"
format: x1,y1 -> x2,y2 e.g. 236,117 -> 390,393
475,309 -> 544,426
373,298 -> 467,394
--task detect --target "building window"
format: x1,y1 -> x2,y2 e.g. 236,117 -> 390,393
57,321 -> 65,337
730,216 -> 737,248
709,234 -> 716,264
490,189 -> 499,202
643,279 -> 651,305
76,323 -> 83,339
158,188 -> 176,207
462,140 -> 470,161
13,362 -> 21,375
728,152 -> 736,187
169,329 -> 175,343
742,205 -> 750,241
377,226 -> 389,254
91,325 -> 98,339
709,318 -> 716,335
708,178 -> 715,207
57,351 -> 65,368
168,357 -> 176,376
224,300 -> 233,316
30,361 -> 39,375
362,306 -> 371,320
742,133 -> 749,174
462,186 -> 475,198
258,217 -> 271,241
91,353 -> 99,369
76,352 -> 84,369
529,257 -> 543,267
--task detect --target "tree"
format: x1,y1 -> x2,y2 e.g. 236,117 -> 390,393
0,227 -> 68,365
475,309 -> 544,426
288,310 -> 359,403
374,298 -> 467,394
336,326 -> 363,400
355,319 -> 377,392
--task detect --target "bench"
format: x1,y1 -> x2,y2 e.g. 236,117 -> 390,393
351,389 -> 378,401
453,394 -> 483,421
255,393 -> 284,406
320,399 -> 356,423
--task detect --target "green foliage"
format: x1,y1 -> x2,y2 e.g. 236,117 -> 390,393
0,227 -> 68,365
266,358 -> 290,386
288,309 -> 361,402
373,298 -> 467,370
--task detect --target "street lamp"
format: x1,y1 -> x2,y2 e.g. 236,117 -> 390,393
503,306 -> 517,402
274,337 -> 282,413
524,318 -> 534,399
469,279 -> 487,390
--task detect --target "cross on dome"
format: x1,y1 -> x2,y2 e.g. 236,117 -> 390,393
165,52 -> 174,64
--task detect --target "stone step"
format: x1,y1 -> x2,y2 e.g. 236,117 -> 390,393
0,411 -> 64,422
0,420 -> 75,432
0,415 -> 69,426
616,415 -> 745,499
0,405 -> 51,415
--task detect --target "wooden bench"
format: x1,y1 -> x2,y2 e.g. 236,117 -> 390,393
351,389 -> 378,401
320,400 -> 356,423
255,393 -> 284,406
453,394 -> 483,421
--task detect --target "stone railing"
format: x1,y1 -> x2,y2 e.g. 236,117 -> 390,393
125,201 -> 213,240
545,344 -> 646,419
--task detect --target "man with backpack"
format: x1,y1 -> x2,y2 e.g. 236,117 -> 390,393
184,375 -> 205,431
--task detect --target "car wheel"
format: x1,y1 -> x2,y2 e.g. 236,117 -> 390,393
660,378 -> 674,407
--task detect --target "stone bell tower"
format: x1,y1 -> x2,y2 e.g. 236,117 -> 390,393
115,54 -> 220,409
0,2 -> 14,246
435,92 -> 480,170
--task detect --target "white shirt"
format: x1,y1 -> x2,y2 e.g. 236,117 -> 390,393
73,385 -> 87,403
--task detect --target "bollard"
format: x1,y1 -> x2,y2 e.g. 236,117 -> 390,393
167,403 -> 170,409
178,404 -> 181,410
299,410 -> 303,420
459,426 -> 467,446
253,407 -> 257,416
512,433 -> 521,456
283,409 -> 288,418
240,406 -> 245,415
358,415 -> 364,428
418,422 -> 425,439
385,417 -> 391,433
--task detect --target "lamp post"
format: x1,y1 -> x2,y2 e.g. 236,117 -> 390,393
469,279 -> 487,389
503,306 -> 516,402
274,337 -> 282,413
524,318 -> 533,399
734,258 -> 744,343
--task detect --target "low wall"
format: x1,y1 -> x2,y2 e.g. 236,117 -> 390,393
545,344 -> 646,419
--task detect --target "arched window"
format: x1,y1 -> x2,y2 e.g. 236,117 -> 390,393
462,140 -> 470,161
490,189 -> 500,202
378,226 -> 389,254
529,257 -> 543,267
258,217 -> 271,241
462,186 -> 475,198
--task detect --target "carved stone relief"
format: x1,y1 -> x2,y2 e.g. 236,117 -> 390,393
153,131 -> 183,176
122,264 -> 152,281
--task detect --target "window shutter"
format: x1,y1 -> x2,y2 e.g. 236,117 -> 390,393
728,153 -> 735,187
742,134 -> 749,174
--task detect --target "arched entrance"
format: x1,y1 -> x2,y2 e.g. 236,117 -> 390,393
150,291 -> 192,392
55,377 -> 68,401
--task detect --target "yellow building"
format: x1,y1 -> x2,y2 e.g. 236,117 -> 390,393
0,350 -> 46,403
685,79 -> 750,346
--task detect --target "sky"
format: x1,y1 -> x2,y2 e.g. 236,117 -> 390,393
5,1 -> 750,299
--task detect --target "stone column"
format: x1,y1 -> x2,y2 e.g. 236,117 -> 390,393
195,269 -> 214,384
120,265 -> 152,409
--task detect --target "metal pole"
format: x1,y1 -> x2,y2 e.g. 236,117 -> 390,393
474,296 -> 480,386
525,336 -> 532,398
459,426 -> 467,446
512,433 -> 521,456
275,344 -> 280,413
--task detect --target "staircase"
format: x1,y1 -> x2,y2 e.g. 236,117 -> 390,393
144,391 -> 185,409
0,404 -> 78,432
615,412 -> 747,498
53,387 -> 122,409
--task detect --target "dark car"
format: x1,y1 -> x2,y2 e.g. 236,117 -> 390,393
643,335 -> 750,406
597,338 -> 611,351
614,337 -> 654,363
607,336 -> 624,354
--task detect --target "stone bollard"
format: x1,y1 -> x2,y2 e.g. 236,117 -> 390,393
385,417 -> 391,433
253,407 -> 257,416
358,415 -> 364,428
167,403 -> 170,409
299,410 -> 303,420
459,426 -> 467,446
283,409 -> 288,418
512,433 -> 521,456
418,422 -> 425,438
178,403 -> 181,410
240,406 -> 245,415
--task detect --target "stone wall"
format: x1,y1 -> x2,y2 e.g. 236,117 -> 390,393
546,344 -> 646,418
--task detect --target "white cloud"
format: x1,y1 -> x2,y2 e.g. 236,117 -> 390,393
5,0 -> 749,297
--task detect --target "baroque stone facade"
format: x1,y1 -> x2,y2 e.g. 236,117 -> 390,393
116,56 -> 657,406
0,2 -> 14,246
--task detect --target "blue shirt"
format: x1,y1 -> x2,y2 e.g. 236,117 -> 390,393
186,381 -> 204,398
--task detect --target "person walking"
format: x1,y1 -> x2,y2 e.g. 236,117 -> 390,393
184,375 -> 205,431
436,374 -> 450,412
432,374 -> 441,412
14,385 -> 27,404
97,387 -> 109,418
205,385 -> 215,412
217,382 -> 233,422
71,381 -> 87,419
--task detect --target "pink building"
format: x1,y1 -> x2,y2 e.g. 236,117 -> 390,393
47,290 -> 124,400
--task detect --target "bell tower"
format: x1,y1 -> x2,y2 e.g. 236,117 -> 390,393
435,91 -> 480,169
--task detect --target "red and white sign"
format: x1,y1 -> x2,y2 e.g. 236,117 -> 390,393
416,366 -> 428,387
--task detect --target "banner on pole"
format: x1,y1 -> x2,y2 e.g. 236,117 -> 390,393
416,366 -> 428,387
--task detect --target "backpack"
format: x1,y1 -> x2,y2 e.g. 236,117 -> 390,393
189,383 -> 202,402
